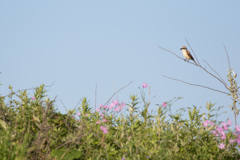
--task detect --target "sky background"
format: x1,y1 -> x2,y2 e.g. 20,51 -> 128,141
1,1 -> 240,124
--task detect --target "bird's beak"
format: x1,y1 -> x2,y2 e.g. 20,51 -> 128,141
180,48 -> 182,50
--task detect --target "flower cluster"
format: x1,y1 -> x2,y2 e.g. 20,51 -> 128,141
96,100 -> 125,113
202,120 -> 214,127
100,126 -> 108,134
94,99 -> 126,134
142,83 -> 148,88
203,119 -> 240,150
162,102 -> 167,107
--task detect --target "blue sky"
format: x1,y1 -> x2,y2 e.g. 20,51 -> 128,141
1,1 -> 240,124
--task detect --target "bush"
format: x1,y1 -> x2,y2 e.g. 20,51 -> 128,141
0,84 -> 239,160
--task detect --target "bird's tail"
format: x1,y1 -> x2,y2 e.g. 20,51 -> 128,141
193,59 -> 198,65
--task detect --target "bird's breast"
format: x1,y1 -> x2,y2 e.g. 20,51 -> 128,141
182,50 -> 191,59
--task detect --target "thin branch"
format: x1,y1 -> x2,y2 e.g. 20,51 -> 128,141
103,81 -> 133,106
112,81 -> 119,101
162,74 -> 229,95
203,59 -> 228,88
200,64 -> 229,91
95,83 -> 97,110
185,38 -> 200,66
158,46 -> 229,91
75,99 -> 81,109
223,45 -> 240,103
55,131 -> 92,150
157,46 -> 197,66
2,81 -> 55,97
223,44 -> 231,70
60,100 -> 68,112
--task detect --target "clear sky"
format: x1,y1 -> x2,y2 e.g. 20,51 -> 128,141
1,1 -> 240,124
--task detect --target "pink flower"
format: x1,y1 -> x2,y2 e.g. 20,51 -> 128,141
76,113 -> 81,116
222,125 -> 228,130
96,108 -> 101,112
221,122 -> 228,130
210,121 -> 215,126
100,126 -> 105,130
120,102 -> 125,108
227,120 -> 232,126
142,83 -> 148,88
203,120 -> 209,127
219,131 -> 225,136
72,116 -> 75,119
100,113 -> 104,117
31,97 -> 36,100
162,102 -> 167,107
104,105 -> 109,109
220,135 -> 226,140
112,100 -> 119,105
103,130 -> 108,134
235,126 -> 240,133
100,126 -> 108,134
229,139 -> 235,143
102,119 -> 107,122
109,103 -> 115,109
114,106 -> 120,112
218,143 -> 225,149
96,121 -> 101,124
217,126 -> 223,133
212,130 -> 217,135
99,104 -> 103,108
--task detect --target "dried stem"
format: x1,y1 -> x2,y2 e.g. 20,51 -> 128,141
223,44 -> 231,70
157,46 -> 197,66
3,81 -> 55,97
103,81 -> 133,106
95,83 -> 97,110
162,75 -> 229,95
185,38 -> 201,65
158,46 -> 229,91
203,60 -> 228,88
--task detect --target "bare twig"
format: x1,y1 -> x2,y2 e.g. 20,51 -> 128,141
75,99 -> 81,109
2,81 -> 55,97
55,132 -> 92,150
95,83 -> 97,110
103,81 -> 133,106
223,44 -> 231,70
157,46 -> 197,66
112,81 -> 119,101
185,38 -> 200,65
199,64 -> 229,90
203,60 -> 228,87
158,46 -> 229,91
162,74 -> 229,95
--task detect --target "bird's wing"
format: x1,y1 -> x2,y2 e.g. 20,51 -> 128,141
186,50 -> 194,60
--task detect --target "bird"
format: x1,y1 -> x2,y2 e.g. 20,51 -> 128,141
180,46 -> 197,64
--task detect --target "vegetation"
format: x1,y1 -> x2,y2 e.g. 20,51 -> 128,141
0,82 -> 239,160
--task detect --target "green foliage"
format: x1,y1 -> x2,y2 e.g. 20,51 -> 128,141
227,68 -> 239,119
0,83 -> 239,160
51,149 -> 82,160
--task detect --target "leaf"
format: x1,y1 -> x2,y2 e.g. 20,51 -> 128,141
51,149 -> 82,160
0,119 -> 8,130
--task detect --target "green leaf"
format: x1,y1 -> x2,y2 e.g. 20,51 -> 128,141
51,149 -> 82,160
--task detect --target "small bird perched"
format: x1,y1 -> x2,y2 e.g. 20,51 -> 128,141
180,46 -> 197,64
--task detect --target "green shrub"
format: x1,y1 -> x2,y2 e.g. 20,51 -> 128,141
0,84 -> 239,160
